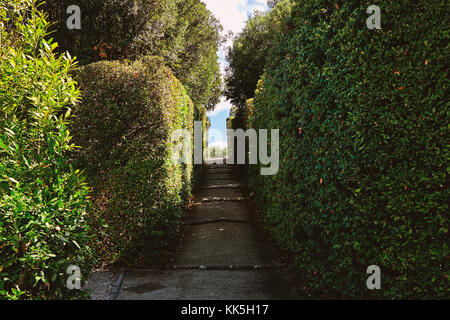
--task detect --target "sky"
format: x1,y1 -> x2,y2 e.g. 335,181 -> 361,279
202,0 -> 268,148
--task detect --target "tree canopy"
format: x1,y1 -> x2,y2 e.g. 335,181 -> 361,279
225,0 -> 292,109
41,0 -> 223,109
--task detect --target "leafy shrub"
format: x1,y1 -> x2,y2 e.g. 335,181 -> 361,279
0,0 -> 93,300
248,0 -> 448,298
71,56 -> 194,264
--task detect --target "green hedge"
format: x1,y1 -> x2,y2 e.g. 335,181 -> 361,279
248,0 -> 448,298
0,1 -> 92,299
71,56 -> 194,264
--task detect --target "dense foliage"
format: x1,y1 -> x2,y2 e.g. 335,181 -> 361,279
41,0 -> 223,110
225,0 -> 292,109
1,0 -> 217,300
246,0 -> 449,298
70,57 -> 194,264
0,0 -> 92,299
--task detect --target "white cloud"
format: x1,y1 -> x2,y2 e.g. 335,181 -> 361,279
206,97 -> 232,117
246,0 -> 267,14
203,0 -> 247,67
203,0 -> 268,68
203,0 -> 248,35
203,0 -> 267,35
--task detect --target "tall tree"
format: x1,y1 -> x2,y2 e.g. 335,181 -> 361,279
225,0 -> 292,109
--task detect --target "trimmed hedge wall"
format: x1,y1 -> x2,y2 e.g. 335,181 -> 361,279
71,56 -> 194,264
248,0 -> 448,298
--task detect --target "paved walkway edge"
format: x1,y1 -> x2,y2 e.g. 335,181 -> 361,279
108,268 -> 125,300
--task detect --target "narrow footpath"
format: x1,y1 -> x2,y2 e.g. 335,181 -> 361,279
116,162 -> 296,300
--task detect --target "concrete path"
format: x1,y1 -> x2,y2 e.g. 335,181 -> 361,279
116,163 -> 294,300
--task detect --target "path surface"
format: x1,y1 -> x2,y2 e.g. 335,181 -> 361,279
116,163 -> 295,300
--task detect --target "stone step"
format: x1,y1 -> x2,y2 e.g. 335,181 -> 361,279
204,169 -> 236,174
185,201 -> 254,224
174,222 -> 273,266
203,173 -> 236,180
200,183 -> 242,190
194,187 -> 243,201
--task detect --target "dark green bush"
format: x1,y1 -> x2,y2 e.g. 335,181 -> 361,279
0,0 -> 93,299
71,56 -> 194,264
248,0 -> 448,298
